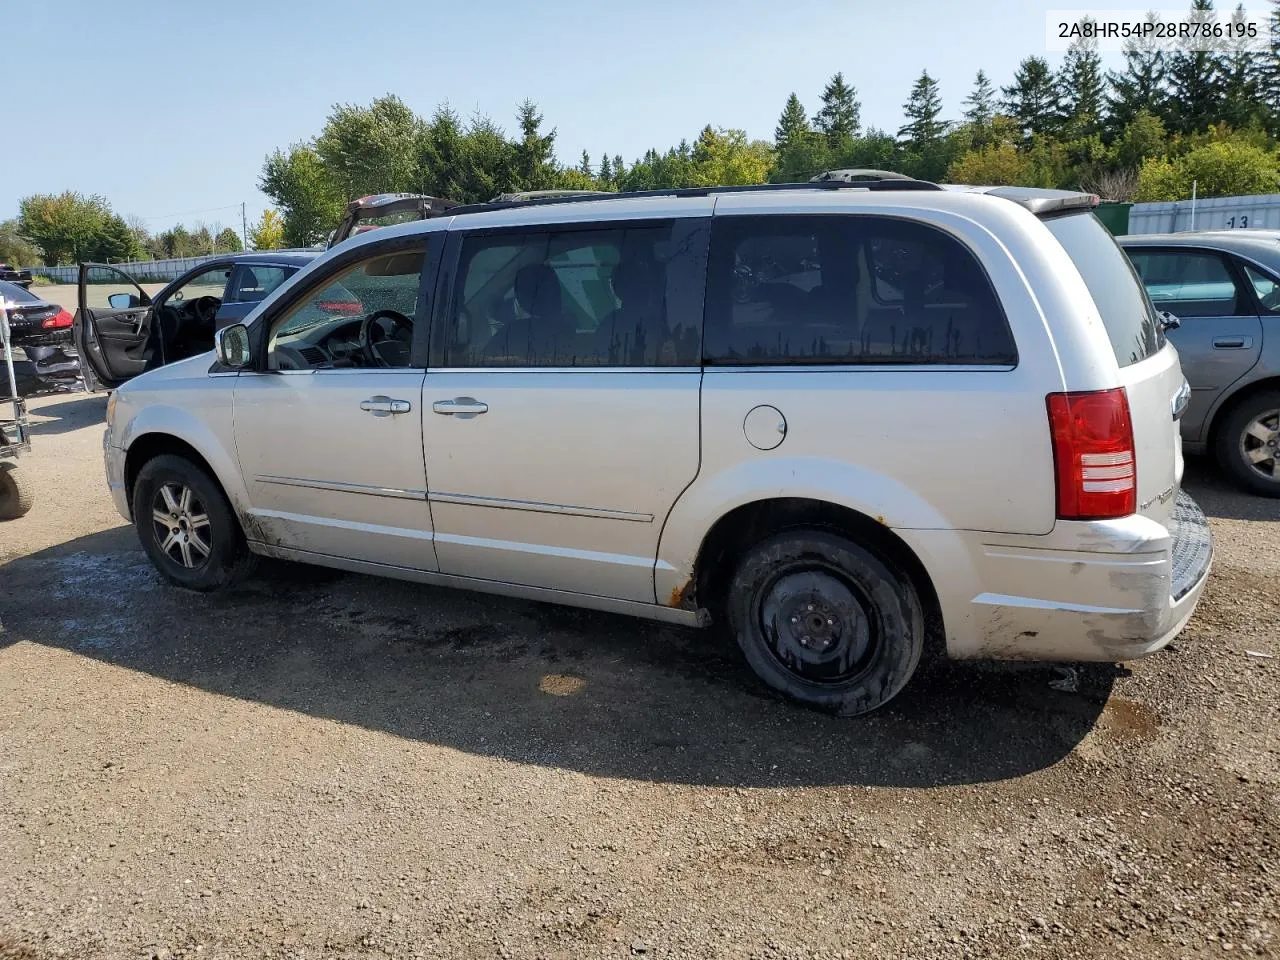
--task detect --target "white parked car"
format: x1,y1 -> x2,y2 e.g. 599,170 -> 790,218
102,177 -> 1212,715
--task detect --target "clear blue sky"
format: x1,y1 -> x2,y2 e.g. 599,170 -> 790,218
5,0 -> 1140,234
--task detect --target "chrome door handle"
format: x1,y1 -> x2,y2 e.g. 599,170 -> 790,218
432,397 -> 488,418
1212,336 -> 1252,349
359,396 -> 412,417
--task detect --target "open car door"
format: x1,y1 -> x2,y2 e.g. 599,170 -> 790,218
74,263 -> 155,391
328,193 -> 460,249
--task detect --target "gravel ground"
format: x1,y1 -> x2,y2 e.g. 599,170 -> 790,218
0,391 -> 1277,960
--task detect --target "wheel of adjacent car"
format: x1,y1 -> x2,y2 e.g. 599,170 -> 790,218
725,529 -> 924,716
0,461 -> 35,520
1216,390 -> 1280,498
132,454 -> 256,590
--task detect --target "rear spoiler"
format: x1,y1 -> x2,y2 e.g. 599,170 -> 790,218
944,184 -> 1100,217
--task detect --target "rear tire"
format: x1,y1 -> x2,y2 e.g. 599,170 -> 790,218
0,461 -> 35,520
725,529 -> 924,716
1215,390 -> 1280,497
132,454 -> 257,590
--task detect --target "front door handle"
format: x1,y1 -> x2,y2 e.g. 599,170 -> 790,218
1213,336 -> 1253,349
432,397 -> 488,419
359,396 -> 412,417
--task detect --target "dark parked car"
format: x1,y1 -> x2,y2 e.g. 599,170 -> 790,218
74,251 -> 318,391
0,279 -> 73,346
0,263 -> 33,289
1120,230 -> 1280,496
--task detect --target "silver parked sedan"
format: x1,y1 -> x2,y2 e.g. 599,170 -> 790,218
1120,230 -> 1280,496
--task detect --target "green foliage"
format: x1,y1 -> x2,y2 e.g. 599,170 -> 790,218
899,71 -> 947,147
1107,21 -> 1169,136
691,127 -> 773,186
1003,57 -> 1061,144
315,94 -> 423,198
17,192 -> 143,265
962,71 -> 998,149
946,143 -> 1030,185
815,73 -> 860,149
0,219 -> 42,267
1166,0 -> 1225,134
775,93 -> 812,152
1111,110 -> 1168,170
1057,28 -> 1106,136
1135,139 -> 1280,200
512,99 -> 557,191
248,210 -> 285,250
215,227 -> 243,253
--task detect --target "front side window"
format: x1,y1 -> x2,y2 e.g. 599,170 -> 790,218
266,247 -> 425,370
443,222 -> 699,367
703,214 -> 1016,365
165,266 -> 232,306
1126,249 -> 1246,318
228,264 -> 292,304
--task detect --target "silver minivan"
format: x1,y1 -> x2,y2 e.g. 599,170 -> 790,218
100,178 -> 1212,715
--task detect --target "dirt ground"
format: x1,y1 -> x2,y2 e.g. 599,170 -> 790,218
0,390 -> 1277,960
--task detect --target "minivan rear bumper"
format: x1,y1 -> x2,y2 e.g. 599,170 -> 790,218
901,491 -> 1212,663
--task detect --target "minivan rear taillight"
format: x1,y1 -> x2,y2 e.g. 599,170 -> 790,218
1046,387 -> 1136,520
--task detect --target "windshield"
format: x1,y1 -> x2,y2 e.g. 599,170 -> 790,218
0,279 -> 43,306
1045,212 -> 1163,368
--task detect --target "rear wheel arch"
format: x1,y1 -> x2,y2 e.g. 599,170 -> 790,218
1207,376 -> 1280,451
688,497 -> 946,659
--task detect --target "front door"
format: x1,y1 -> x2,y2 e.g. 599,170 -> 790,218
75,263 -> 155,390
421,214 -> 709,603
232,237 -> 438,569
1126,247 -> 1263,442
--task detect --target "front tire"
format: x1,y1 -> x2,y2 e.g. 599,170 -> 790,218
726,530 -> 924,716
132,454 -> 256,590
1216,390 -> 1280,497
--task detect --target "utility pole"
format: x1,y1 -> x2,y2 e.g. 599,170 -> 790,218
241,202 -> 249,250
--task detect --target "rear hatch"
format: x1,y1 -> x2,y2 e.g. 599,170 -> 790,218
1044,210 -> 1184,531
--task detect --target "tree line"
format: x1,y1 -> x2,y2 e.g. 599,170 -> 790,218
6,0 -> 1280,266
3,193 -> 244,268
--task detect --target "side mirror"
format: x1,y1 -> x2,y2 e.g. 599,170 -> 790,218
108,293 -> 142,310
1158,310 -> 1181,331
214,323 -> 253,369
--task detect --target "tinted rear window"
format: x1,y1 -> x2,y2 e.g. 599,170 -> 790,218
1046,212 -> 1162,367
0,279 -> 42,305
704,214 -> 1016,365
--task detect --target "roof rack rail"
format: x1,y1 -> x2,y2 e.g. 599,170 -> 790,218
491,189 -> 616,202
449,176 -> 943,217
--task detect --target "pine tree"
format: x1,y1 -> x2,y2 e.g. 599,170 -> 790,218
815,73 -> 861,148
898,70 -> 947,147
1057,26 -> 1107,136
1166,0 -> 1225,133
1002,56 -> 1062,143
775,93 -> 812,150
1106,18 -> 1170,137
963,71 -> 996,127
612,154 -> 625,183
1219,2 -> 1266,129
598,154 -> 612,185
1262,0 -> 1280,135
512,100 -> 556,191
579,150 -> 593,178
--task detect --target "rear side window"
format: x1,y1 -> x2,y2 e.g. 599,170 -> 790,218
703,214 -> 1016,365
1046,213 -> 1163,367
0,279 -> 41,305
228,264 -> 292,304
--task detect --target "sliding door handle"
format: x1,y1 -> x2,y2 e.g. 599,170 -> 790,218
432,397 -> 488,418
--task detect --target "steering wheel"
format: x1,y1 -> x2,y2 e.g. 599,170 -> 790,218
359,309 -> 414,367
188,295 -> 222,326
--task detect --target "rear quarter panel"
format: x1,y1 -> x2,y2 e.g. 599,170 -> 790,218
657,197 -> 1102,602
